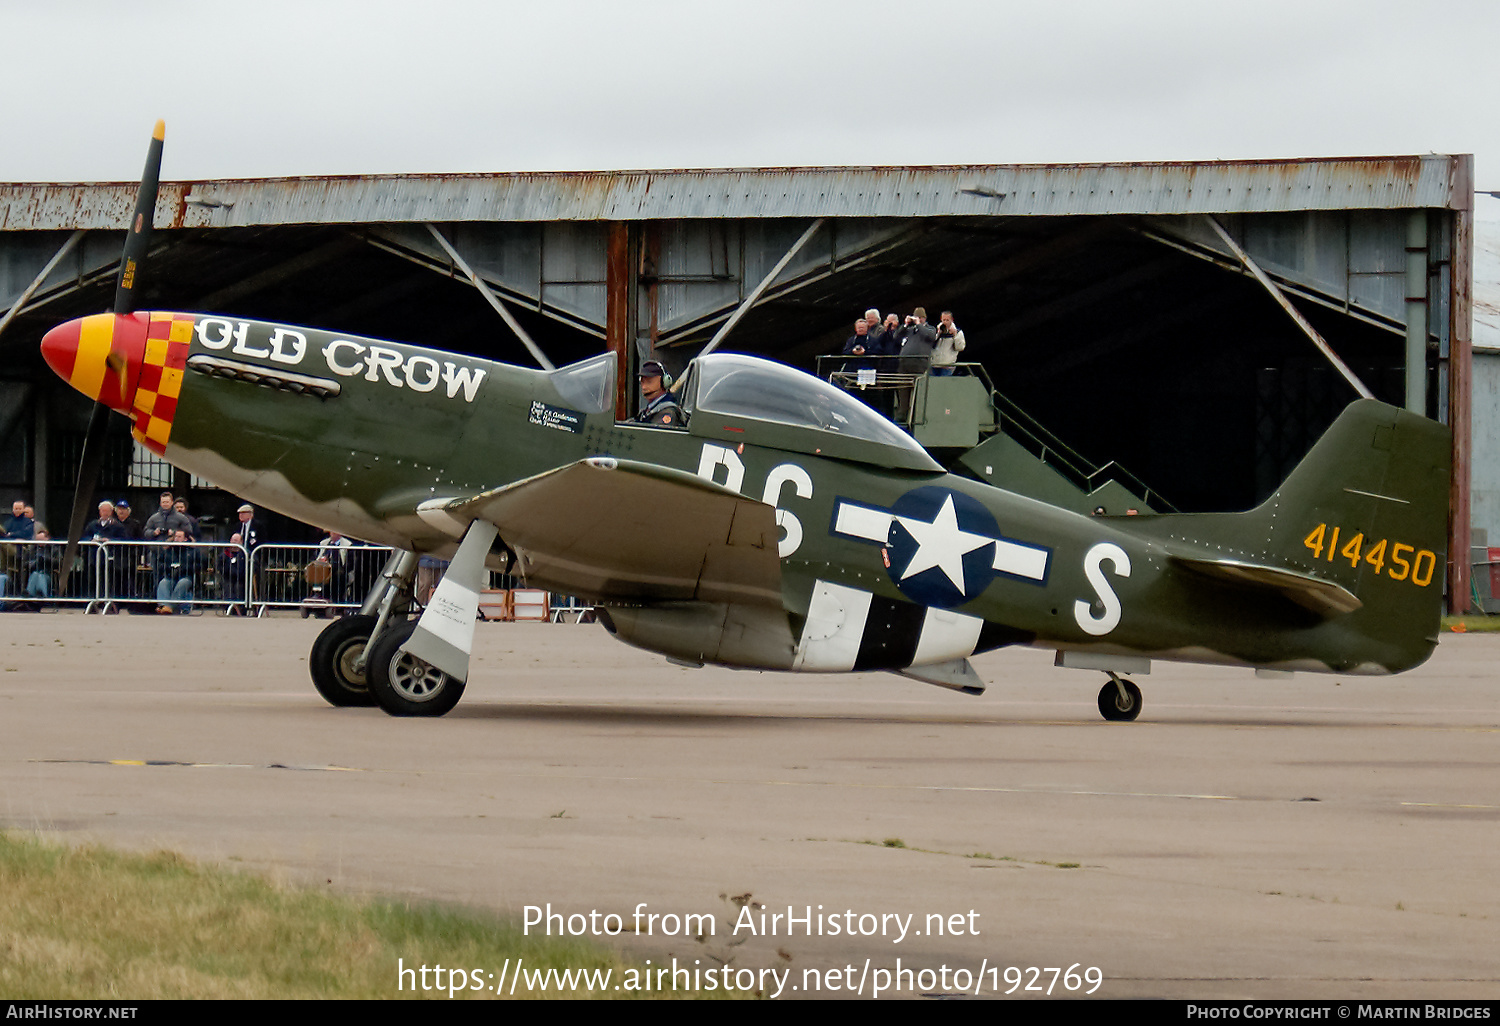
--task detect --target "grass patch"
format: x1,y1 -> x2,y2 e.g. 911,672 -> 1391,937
0,831 -> 716,999
1442,615 -> 1500,633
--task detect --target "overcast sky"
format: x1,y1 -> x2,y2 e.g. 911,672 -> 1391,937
2,0 -> 1497,186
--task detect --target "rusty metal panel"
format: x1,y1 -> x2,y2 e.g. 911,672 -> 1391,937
0,230 -> 124,313
448,222 -> 542,301
1148,210 -> 1420,326
0,156 -> 1468,231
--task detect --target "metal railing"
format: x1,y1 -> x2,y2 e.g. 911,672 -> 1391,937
815,356 -> 1175,512
247,542 -> 395,617
815,354 -> 927,423
0,538 -> 598,619
0,538 -> 247,614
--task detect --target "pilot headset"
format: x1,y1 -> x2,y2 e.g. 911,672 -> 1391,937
640,360 -> 673,389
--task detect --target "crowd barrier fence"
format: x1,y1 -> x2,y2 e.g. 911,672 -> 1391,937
0,539 -> 596,621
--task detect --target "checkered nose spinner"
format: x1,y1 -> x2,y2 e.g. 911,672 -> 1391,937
41,310 -> 194,455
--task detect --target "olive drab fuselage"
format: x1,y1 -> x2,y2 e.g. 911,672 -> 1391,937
41,310 -> 1450,683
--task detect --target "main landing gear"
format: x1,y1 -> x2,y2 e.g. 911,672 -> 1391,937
1097,672 -> 1142,722
308,550 -> 466,717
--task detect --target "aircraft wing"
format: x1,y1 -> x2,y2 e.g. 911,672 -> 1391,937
1169,555 -> 1362,618
424,457 -> 783,606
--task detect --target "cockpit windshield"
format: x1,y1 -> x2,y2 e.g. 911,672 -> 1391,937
685,354 -> 939,467
548,353 -> 614,414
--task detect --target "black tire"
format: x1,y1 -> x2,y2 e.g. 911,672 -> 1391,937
367,618 -> 466,717
1098,678 -> 1142,722
309,614 -> 378,707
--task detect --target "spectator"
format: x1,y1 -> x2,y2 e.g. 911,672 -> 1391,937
236,504 -> 261,551
316,531 -> 356,604
931,310 -> 966,376
0,499 -> 31,590
881,312 -> 900,348
87,501 -> 125,609
24,506 -> 47,539
223,533 -> 248,615
112,500 -> 142,539
173,498 -> 201,541
2,499 -> 34,540
897,307 -> 937,373
143,491 -> 187,540
841,318 -> 876,368
111,499 -> 144,609
19,529 -> 58,611
153,529 -> 201,615
895,307 -> 939,422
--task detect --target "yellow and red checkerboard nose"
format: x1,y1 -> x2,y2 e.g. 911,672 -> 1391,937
42,311 -> 196,454
41,312 -> 149,412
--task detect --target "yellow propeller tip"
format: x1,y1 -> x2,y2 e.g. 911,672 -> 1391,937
152,119 -> 165,141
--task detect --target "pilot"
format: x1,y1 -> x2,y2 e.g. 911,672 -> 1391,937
635,359 -> 684,427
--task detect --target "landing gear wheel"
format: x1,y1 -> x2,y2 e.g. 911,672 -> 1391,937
367,618 -> 467,717
309,613 -> 378,707
1098,678 -> 1142,722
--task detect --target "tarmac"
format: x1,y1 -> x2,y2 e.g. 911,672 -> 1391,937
1,611 -> 1497,999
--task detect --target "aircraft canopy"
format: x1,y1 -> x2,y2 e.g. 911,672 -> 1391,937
684,353 -> 942,472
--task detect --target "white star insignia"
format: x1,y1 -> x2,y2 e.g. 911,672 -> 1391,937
893,495 -> 994,592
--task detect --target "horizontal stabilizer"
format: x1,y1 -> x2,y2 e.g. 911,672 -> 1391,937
428,457 -> 783,606
1170,555 -> 1362,618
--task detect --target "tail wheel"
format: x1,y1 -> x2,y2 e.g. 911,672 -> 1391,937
1098,678 -> 1142,722
367,618 -> 466,717
308,614 -> 378,707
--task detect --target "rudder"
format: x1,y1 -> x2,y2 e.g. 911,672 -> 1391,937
1255,399 -> 1451,666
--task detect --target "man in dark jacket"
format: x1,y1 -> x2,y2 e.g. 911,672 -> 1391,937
3,499 -> 34,541
153,529 -> 202,614
143,491 -> 188,540
635,360 -> 685,427
112,499 -> 142,540
897,306 -> 938,373
84,501 -> 127,607
110,499 -> 144,608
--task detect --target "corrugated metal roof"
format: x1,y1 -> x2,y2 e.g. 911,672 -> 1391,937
0,155 -> 1470,231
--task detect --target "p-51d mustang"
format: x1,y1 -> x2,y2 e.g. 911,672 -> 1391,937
41,125 -> 1452,719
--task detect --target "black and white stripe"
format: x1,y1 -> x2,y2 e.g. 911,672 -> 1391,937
792,579 -> 1032,672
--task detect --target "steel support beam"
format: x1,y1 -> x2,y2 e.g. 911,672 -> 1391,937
1205,216 -> 1373,401
426,224 -> 554,371
0,229 -> 85,343
33,394 -> 49,529
699,218 -> 824,357
1405,212 -> 1429,414
1446,159 -> 1474,613
605,221 -> 631,420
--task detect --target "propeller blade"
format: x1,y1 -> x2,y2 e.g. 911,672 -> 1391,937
61,119 -> 164,595
113,119 -> 164,316
58,401 -> 112,596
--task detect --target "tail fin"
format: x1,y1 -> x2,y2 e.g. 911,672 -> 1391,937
1258,399 -> 1449,588
1254,400 -> 1450,668
1158,399 -> 1450,672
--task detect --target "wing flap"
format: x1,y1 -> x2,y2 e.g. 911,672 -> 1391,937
438,457 -> 783,605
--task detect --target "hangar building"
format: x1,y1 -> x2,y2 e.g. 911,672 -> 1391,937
0,155 -> 1476,607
